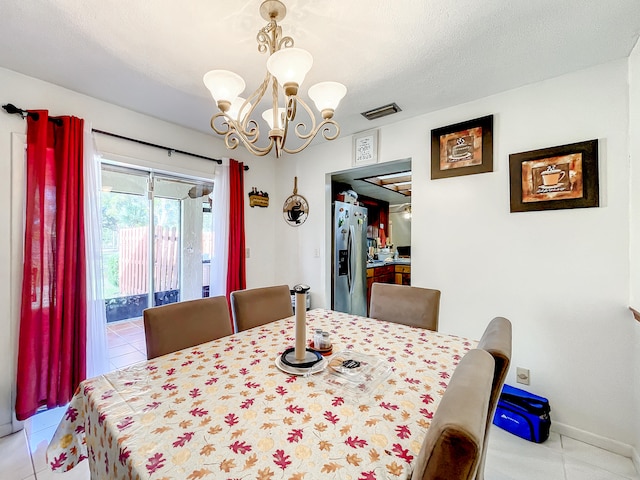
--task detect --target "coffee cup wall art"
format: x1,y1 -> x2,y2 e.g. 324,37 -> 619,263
509,139 -> 599,213
431,115 -> 493,179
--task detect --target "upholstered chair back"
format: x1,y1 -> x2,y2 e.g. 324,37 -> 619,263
230,284 -> 294,332
369,283 -> 441,331
475,317 -> 513,480
411,349 -> 494,480
143,295 -> 232,359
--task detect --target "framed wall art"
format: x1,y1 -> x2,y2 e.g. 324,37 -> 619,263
430,114 -> 493,179
509,139 -> 599,213
353,129 -> 379,167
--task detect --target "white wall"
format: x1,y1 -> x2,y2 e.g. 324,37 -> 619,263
0,67 -> 280,435
628,39 -> 640,462
389,212 -> 411,247
277,59 -> 636,447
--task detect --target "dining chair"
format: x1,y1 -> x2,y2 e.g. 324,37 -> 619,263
369,283 -> 441,331
475,316 -> 513,480
230,284 -> 294,332
143,295 -> 233,360
411,348 -> 494,480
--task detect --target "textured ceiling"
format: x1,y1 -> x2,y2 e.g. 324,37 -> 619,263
1,1 -> 639,150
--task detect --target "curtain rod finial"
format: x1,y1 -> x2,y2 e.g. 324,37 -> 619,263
3,103 -> 22,115
2,103 -> 40,120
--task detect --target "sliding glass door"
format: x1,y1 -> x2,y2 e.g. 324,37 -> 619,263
100,164 -> 214,323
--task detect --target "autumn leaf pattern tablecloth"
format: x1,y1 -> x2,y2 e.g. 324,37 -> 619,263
46,308 -> 474,479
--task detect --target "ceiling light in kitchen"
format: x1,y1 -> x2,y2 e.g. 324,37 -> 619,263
359,170 -> 412,197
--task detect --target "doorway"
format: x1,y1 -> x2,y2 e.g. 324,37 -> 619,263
329,158 -> 412,312
100,164 -> 215,368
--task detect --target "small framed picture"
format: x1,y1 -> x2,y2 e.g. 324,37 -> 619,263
509,139 -> 599,213
353,129 -> 379,166
431,115 -> 493,179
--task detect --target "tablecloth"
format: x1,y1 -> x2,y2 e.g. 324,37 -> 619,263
46,308 -> 473,479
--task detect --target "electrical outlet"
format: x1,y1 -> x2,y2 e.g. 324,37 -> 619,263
245,247 -> 251,259
516,367 -> 530,385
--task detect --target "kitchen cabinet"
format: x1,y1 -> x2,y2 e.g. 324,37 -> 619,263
359,196 -> 390,246
366,263 -> 410,313
395,265 -> 411,285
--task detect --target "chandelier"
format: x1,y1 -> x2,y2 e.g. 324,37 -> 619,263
203,1 -> 347,158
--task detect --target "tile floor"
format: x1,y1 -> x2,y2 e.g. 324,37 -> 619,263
105,317 -> 148,370
0,318 -> 149,479
2,410 -> 638,479
1,319 -> 639,479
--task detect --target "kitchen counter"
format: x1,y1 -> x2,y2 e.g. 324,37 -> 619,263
367,258 -> 411,268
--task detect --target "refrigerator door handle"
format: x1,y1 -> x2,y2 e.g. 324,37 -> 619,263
348,225 -> 356,294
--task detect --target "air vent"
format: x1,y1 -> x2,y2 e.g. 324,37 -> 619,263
361,102 -> 402,120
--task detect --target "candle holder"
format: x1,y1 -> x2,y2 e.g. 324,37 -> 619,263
279,347 -> 322,369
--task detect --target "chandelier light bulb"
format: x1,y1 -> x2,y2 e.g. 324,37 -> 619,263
203,70 -> 246,112
267,48 -> 313,96
227,97 -> 252,122
308,81 -> 347,118
262,107 -> 286,130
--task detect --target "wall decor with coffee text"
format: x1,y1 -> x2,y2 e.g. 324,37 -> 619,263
509,139 -> 599,213
430,114 -> 493,179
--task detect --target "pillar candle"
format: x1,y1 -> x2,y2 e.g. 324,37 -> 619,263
295,292 -> 306,361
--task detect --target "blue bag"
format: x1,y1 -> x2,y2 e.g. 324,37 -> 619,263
492,384 -> 551,443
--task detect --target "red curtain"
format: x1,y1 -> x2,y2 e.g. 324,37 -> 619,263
15,111 -> 87,420
226,159 -> 246,315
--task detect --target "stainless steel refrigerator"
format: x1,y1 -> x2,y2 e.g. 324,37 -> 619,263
332,201 -> 368,316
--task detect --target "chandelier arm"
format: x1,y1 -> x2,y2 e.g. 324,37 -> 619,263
257,21 -> 276,54
280,96 -> 296,147
288,97 -> 317,140
285,96 -> 297,122
211,113 -> 274,155
240,73 -> 271,136
317,120 -> 341,141
239,137 -> 275,157
271,76 -> 280,131
281,119 -> 341,155
211,113 -> 254,145
277,35 -> 294,50
233,128 -> 275,156
227,127 -> 275,157
240,119 -> 261,146
210,116 -> 242,152
210,114 -> 233,136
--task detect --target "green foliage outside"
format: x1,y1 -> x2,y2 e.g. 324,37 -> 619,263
101,191 -> 180,297
103,252 -> 120,298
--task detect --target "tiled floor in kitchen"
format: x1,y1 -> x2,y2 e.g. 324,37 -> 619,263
1,319 -> 638,479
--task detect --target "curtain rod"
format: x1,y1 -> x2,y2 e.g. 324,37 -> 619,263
93,129 -> 249,171
2,103 -> 62,125
2,103 -> 249,171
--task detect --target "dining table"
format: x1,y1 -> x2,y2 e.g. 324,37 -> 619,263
46,308 -> 474,479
